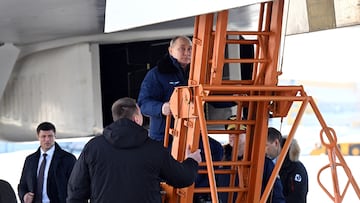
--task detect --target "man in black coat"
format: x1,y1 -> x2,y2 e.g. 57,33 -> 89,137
266,127 -> 308,203
67,97 -> 201,203
18,122 -> 77,203
280,137 -> 308,203
219,122 -> 285,203
0,179 -> 17,203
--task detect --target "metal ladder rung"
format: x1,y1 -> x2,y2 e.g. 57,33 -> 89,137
194,186 -> 248,193
225,39 -> 258,45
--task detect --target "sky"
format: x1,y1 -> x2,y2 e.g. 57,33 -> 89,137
276,25 -> 360,155
280,25 -> 360,83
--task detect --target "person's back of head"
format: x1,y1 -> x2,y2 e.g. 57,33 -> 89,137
112,97 -> 143,126
281,137 -> 301,162
111,97 -> 138,121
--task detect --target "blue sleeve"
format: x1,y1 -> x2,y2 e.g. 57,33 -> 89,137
263,158 -> 285,203
195,136 -> 224,188
137,69 -> 164,118
209,136 -> 224,161
273,177 -> 286,203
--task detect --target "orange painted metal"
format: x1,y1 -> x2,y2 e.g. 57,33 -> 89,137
309,97 -> 360,203
161,0 -> 360,202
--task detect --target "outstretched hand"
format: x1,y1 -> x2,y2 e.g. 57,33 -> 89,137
185,145 -> 202,164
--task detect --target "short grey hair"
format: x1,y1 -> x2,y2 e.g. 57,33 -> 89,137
169,36 -> 192,47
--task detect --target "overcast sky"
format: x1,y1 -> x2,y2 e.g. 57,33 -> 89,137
280,25 -> 360,83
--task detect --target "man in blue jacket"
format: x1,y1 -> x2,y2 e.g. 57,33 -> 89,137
138,35 -> 192,142
138,35 -> 226,202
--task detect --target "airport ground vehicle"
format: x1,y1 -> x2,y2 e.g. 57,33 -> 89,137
160,1 -> 360,202
311,142 -> 360,156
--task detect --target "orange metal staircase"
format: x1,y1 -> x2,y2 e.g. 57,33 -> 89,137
161,0 -> 360,202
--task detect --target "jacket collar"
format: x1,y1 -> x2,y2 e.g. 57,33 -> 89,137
103,118 -> 149,149
157,53 -> 189,74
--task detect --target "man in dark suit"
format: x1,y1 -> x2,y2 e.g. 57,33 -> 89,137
0,179 -> 17,203
18,122 -> 76,203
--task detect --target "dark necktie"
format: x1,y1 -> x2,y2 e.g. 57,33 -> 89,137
37,153 -> 47,202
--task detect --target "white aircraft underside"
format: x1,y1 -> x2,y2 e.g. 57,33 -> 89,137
0,0 -> 359,141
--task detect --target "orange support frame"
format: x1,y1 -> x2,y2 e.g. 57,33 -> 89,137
161,0 -> 360,202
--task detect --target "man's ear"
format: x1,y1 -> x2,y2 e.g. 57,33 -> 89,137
275,139 -> 280,147
133,115 -> 140,125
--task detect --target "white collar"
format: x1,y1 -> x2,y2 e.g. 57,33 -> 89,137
41,144 -> 55,157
